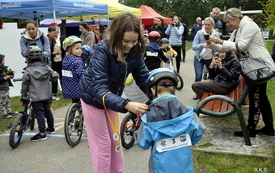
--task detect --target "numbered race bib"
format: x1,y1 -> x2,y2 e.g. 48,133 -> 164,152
146,51 -> 158,57
62,70 -> 73,78
156,134 -> 192,153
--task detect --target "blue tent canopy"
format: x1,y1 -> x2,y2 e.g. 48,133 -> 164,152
0,0 -> 108,19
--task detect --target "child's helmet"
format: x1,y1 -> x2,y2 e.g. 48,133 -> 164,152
146,68 -> 178,100
81,45 -> 93,55
63,36 -> 82,51
26,45 -> 43,60
148,31 -> 161,39
160,38 -> 169,44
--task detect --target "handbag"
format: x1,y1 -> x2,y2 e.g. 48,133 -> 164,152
236,43 -> 275,85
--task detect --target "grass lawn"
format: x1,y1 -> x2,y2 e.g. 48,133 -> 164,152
1,40 -> 274,172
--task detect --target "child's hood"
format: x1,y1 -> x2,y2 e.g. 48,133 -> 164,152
141,95 -> 194,137
25,66 -> 52,80
147,43 -> 161,52
142,108 -> 194,137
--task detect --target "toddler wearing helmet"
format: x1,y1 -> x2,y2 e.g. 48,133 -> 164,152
62,36 -> 85,103
21,45 -> 59,141
0,54 -> 16,119
144,31 -> 169,71
160,38 -> 177,70
135,68 -> 205,173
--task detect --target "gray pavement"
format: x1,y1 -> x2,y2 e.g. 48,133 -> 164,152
0,49 -> 274,173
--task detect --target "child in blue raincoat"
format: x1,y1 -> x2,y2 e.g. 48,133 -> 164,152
134,68 -> 205,173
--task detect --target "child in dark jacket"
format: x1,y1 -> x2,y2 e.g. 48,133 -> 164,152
135,68 -> 205,173
21,46 -> 59,141
62,36 -> 86,103
0,54 -> 16,119
144,31 -> 169,71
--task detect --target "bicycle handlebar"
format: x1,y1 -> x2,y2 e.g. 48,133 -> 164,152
13,78 -> 22,82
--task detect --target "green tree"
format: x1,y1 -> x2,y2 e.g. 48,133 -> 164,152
262,0 -> 275,25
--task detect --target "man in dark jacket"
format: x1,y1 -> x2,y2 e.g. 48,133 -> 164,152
191,51 -> 240,99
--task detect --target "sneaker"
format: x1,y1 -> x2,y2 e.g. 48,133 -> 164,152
31,133 -> 47,141
2,114 -> 12,119
256,127 -> 275,136
45,127 -> 56,134
8,111 -> 18,115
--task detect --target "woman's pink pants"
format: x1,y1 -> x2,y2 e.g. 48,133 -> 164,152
81,100 -> 124,173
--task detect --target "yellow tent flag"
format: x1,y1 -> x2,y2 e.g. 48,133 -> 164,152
87,0 -> 141,18
125,73 -> 134,85
64,0 -> 141,21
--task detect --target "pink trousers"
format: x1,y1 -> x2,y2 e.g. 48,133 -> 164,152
81,100 -> 124,173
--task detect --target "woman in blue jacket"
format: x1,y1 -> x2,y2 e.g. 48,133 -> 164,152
78,12 -> 149,173
165,16 -> 184,73
192,17 -> 220,100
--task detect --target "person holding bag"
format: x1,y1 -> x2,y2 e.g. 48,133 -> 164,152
207,8 -> 275,137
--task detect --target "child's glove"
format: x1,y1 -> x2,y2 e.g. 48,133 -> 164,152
20,98 -> 30,104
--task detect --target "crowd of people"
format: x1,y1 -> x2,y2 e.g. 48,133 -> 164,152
1,6 -> 275,173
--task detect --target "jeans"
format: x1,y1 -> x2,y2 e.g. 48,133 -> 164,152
32,100 -> 54,133
193,56 -> 212,82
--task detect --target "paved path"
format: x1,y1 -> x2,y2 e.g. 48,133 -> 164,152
0,49 -> 274,173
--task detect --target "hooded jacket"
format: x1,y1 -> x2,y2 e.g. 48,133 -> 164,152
135,94 -> 204,173
78,41 -> 149,113
208,52 -> 240,91
21,62 -> 59,102
20,30 -> 50,59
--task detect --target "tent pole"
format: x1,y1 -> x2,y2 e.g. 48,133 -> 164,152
52,0 -> 57,22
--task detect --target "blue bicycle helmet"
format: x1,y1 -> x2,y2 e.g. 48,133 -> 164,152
81,45 -> 93,55
146,68 -> 178,100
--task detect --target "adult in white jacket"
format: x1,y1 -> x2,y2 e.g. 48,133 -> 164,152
207,8 -> 275,137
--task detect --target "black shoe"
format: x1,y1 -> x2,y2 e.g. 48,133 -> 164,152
193,95 -> 199,100
234,129 -> 256,137
256,127 -> 275,136
31,133 -> 47,141
45,127 -> 56,134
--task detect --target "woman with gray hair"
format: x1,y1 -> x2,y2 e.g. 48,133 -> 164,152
207,7 -> 275,137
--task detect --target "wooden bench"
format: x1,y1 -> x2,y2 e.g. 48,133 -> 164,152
195,77 -> 252,146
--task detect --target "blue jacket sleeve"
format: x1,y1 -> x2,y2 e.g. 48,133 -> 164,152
89,44 -> 130,113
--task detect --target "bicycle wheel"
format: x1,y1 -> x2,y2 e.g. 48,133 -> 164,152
9,113 -> 24,148
64,103 -> 84,147
28,104 -> 35,131
175,72 -> 184,90
120,113 -> 139,149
